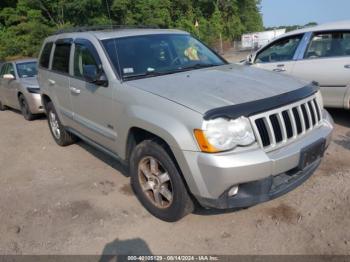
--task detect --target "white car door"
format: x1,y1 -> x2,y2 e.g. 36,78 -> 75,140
252,34 -> 304,74
292,31 -> 350,109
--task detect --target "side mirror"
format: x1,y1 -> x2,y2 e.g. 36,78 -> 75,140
247,54 -> 254,65
3,74 -> 15,80
83,66 -> 108,87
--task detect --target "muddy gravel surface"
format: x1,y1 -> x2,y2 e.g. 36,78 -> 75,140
0,106 -> 349,256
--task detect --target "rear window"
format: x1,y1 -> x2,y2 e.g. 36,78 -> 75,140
39,42 -> 53,69
52,43 -> 71,73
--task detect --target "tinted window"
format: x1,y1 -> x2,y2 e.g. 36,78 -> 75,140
0,64 -> 8,77
5,64 -> 15,76
16,62 -> 38,78
39,42 -> 53,68
103,34 -> 225,80
74,42 -> 100,79
255,35 -> 303,63
305,31 -> 350,59
52,43 -> 71,73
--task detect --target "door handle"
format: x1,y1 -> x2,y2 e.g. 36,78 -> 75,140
344,65 -> 350,69
48,79 -> 56,85
273,68 -> 286,72
70,87 -> 81,94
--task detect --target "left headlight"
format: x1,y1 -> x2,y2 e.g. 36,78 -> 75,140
194,117 -> 256,153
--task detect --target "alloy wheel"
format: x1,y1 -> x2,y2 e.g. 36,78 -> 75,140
138,156 -> 174,209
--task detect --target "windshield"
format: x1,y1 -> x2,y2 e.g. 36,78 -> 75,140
102,34 -> 226,80
16,62 -> 38,78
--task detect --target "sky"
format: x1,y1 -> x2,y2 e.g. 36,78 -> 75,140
261,0 -> 350,27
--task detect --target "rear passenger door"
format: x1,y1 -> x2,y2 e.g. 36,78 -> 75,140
50,39 -> 75,125
293,31 -> 350,108
69,39 -> 116,150
253,34 -> 304,74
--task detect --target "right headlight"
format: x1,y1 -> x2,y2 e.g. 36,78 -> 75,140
194,117 -> 256,153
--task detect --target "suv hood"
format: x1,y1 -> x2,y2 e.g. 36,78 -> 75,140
126,64 -> 308,114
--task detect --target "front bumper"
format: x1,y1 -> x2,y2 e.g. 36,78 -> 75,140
179,110 -> 333,209
26,93 -> 44,114
197,157 -> 321,209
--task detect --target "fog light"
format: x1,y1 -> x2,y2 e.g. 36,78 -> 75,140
228,185 -> 239,197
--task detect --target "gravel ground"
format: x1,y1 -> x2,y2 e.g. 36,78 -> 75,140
0,108 -> 349,255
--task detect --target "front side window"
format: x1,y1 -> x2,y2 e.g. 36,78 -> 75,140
0,64 -> 8,78
16,62 -> 38,78
74,42 -> 100,79
5,64 -> 15,76
39,42 -> 53,69
102,34 -> 226,80
52,43 -> 71,73
305,31 -> 350,59
255,35 -> 303,63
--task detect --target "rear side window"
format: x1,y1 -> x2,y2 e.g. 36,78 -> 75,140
52,43 -> 71,73
305,31 -> 350,59
39,42 -> 53,68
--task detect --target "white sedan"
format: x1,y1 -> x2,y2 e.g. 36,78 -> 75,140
246,20 -> 350,110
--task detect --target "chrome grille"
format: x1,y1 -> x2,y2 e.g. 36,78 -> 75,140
250,96 -> 322,151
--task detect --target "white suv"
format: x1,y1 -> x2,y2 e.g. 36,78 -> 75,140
247,20 -> 350,110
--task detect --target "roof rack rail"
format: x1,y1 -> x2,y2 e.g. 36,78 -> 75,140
53,25 -> 160,35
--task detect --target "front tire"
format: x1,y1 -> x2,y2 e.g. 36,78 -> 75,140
18,94 -> 35,121
130,140 -> 194,222
0,100 -> 7,111
46,101 -> 77,146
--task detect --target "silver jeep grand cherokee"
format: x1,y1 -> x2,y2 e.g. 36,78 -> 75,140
38,28 -> 333,222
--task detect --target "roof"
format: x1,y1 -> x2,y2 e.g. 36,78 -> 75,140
4,59 -> 37,64
283,20 -> 350,37
46,28 -> 189,42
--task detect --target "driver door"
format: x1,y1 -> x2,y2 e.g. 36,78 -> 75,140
253,34 -> 304,74
69,39 -> 116,151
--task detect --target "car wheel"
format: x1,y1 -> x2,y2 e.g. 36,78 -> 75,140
19,94 -> 35,121
46,101 -> 77,146
130,139 -> 194,222
0,100 -> 7,111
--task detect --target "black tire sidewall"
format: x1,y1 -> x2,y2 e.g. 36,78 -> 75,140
19,95 -> 33,121
0,100 -> 5,111
130,140 -> 193,222
46,102 -> 67,146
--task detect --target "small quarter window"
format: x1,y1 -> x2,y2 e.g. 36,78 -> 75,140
39,42 -> 53,69
52,43 -> 71,73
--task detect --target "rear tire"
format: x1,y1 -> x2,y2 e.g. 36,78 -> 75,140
130,139 -> 194,222
19,94 -> 35,121
46,101 -> 77,146
0,100 -> 7,111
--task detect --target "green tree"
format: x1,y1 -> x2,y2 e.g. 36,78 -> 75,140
238,0 -> 263,32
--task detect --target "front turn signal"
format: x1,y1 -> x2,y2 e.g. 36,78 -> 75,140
194,129 -> 220,153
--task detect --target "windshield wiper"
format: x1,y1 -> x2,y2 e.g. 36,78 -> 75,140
123,70 -> 167,80
176,63 -> 219,72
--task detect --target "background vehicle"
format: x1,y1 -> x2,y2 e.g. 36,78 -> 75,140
246,20 -> 350,110
0,59 -> 44,120
38,28 -> 333,222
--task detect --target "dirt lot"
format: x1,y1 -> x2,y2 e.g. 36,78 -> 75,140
0,106 -> 349,256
